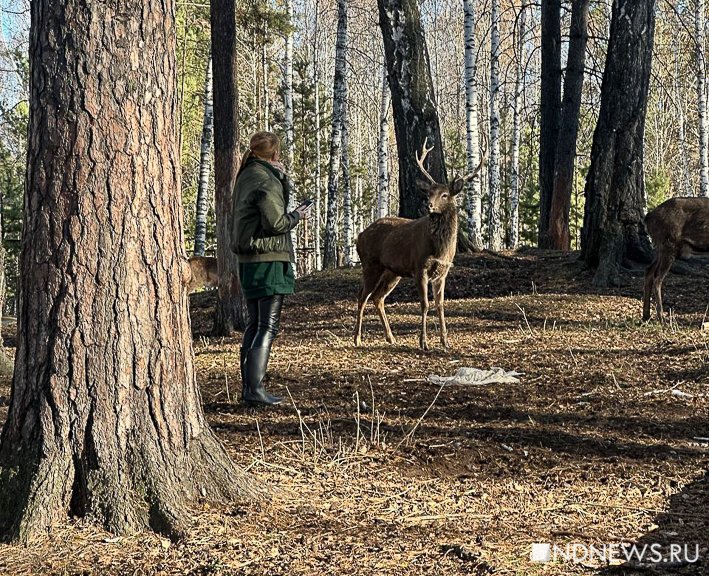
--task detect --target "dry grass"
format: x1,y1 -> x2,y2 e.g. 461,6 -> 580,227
0,250 -> 707,575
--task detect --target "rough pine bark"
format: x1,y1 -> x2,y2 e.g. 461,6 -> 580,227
538,0 -> 562,247
194,56 -> 214,257
581,0 -> 656,286
463,0 -> 483,250
377,66 -> 391,220
488,0 -> 503,251
378,0 -> 447,218
696,0 -> 709,197
548,0 -> 589,250
508,5 -> 526,250
324,0 -> 347,269
0,0 -> 260,543
211,0 -> 247,333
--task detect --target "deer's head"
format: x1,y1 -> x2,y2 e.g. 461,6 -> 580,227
415,137 -> 485,215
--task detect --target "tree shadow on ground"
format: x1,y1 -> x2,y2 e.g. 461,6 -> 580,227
597,471 -> 708,575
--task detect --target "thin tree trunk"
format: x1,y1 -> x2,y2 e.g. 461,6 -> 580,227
508,5 -> 526,250
262,38 -> 270,131
284,0 -> 295,195
194,56 -> 214,257
488,0 -> 503,251
0,194 -> 10,376
342,100 -> 353,266
0,0 -> 259,542
314,63 -> 322,270
377,66 -> 391,219
378,0 -> 447,218
674,20 -> 691,197
212,0 -> 247,334
539,0 -> 562,247
463,0 -> 482,251
548,0 -> 589,250
324,0 -> 347,269
696,0 -> 709,197
581,0 -> 656,285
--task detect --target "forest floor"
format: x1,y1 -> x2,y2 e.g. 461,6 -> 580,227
0,249 -> 707,575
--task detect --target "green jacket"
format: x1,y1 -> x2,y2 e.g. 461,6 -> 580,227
230,158 -> 299,263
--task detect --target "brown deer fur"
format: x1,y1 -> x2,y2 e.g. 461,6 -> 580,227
643,197 -> 709,321
354,140 -> 484,350
188,256 -> 219,293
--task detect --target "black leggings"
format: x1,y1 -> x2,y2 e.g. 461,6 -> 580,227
242,294 -> 284,351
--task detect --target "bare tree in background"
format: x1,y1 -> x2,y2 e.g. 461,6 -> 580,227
696,0 -> 709,197
509,4 -> 526,250
194,55 -> 213,257
377,66 -> 391,219
488,0 -> 503,251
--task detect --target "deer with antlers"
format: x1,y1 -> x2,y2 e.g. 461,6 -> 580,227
354,138 -> 485,350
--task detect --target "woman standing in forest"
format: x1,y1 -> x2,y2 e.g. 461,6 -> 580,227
231,131 -> 311,406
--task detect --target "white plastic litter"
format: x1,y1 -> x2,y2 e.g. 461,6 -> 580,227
427,367 -> 522,386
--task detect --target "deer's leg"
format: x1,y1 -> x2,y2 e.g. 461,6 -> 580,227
642,257 -> 658,322
354,267 -> 381,346
653,248 -> 675,323
415,271 -> 430,350
371,270 -> 401,344
432,275 -> 448,350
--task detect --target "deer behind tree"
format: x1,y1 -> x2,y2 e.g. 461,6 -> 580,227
642,197 -> 709,321
354,139 -> 484,350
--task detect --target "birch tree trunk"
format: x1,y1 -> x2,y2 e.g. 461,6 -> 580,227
674,20 -> 691,197
212,0 -> 247,334
324,0 -> 347,269
508,6 -> 526,250
377,66 -> 391,219
284,0 -> 295,197
314,64 -> 323,270
548,0 -> 589,250
262,40 -> 270,131
378,0 -> 447,218
342,101 -> 353,266
0,0 -> 258,542
488,0 -> 503,251
539,0 -> 562,247
194,56 -> 213,257
581,0 -> 656,286
463,0 -> 483,250
696,0 -> 709,197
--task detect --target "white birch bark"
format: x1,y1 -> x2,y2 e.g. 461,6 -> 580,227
324,0 -> 347,268
509,6 -> 526,249
342,101 -> 353,266
193,56 -> 213,257
314,61 -> 323,270
463,0 -> 482,250
377,66 -> 391,219
262,40 -> 270,131
488,0 -> 503,251
696,0 -> 709,197
674,24 -> 691,197
284,0 -> 295,209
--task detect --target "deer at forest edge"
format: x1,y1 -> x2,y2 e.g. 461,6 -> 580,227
187,256 -> 219,293
642,197 -> 709,322
354,138 -> 485,350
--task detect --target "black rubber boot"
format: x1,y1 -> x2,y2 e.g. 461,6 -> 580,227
239,346 -> 248,399
243,346 -> 282,406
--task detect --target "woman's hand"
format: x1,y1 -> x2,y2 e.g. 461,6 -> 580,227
294,202 -> 313,220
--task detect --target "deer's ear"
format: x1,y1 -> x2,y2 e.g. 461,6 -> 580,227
450,177 -> 465,196
417,178 -> 433,193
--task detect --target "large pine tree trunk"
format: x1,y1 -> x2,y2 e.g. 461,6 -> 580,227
193,56 -> 214,257
538,0 -> 561,247
463,0 -> 483,251
581,0 -> 656,286
508,5 -> 526,250
696,0 -> 709,197
488,0 -> 503,251
211,0 -> 247,334
548,0 -> 589,250
377,66 -> 391,220
324,0 -> 347,269
0,0 -> 259,542
378,0 -> 447,218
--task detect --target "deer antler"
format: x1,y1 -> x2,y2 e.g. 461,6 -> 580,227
415,137 -> 437,184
